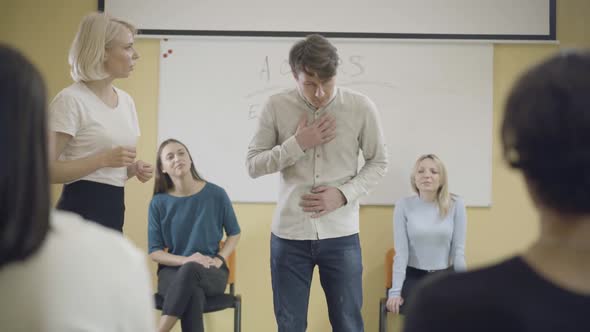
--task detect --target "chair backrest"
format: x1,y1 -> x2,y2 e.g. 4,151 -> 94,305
220,240 -> 236,285
384,248 -> 395,289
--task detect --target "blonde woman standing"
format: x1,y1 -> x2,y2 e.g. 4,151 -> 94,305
0,45 -> 156,332
386,154 -> 467,314
50,12 -> 153,232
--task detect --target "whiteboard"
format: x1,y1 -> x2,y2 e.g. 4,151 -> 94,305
158,37 -> 492,206
104,0 -> 554,40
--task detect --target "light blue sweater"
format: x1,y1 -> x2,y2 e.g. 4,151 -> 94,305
389,195 -> 467,297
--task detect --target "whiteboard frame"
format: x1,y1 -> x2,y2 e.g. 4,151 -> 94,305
156,37 -> 493,207
99,0 -> 556,41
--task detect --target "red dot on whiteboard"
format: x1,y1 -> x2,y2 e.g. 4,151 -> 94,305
168,49 -> 173,54
163,53 -> 168,58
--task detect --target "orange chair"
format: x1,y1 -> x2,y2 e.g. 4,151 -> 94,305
154,242 -> 241,332
379,248 -> 395,332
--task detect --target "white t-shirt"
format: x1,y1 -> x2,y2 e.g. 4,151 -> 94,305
0,210 -> 156,332
50,82 -> 141,187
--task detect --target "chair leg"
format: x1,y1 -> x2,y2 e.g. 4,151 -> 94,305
379,297 -> 388,332
234,296 -> 241,332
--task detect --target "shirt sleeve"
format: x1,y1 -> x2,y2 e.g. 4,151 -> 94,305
147,198 -> 165,254
451,196 -> 467,271
220,188 -> 241,236
389,198 -> 409,297
246,97 -> 306,178
128,95 -> 141,137
49,93 -> 81,137
338,95 -> 388,203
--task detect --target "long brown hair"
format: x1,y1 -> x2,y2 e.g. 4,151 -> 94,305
153,139 -> 204,195
0,46 -> 50,267
410,154 -> 452,218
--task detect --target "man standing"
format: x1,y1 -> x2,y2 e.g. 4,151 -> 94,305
247,34 -> 388,332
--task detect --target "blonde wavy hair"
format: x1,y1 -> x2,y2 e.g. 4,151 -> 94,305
410,154 -> 452,218
68,12 -> 136,82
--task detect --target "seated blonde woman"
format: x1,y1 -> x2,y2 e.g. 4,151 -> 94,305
386,154 -> 467,315
404,51 -> 590,332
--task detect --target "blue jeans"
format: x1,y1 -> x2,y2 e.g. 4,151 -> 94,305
271,233 -> 364,332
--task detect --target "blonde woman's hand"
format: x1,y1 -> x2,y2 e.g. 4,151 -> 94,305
134,160 -> 154,182
386,296 -> 404,314
101,146 -> 136,168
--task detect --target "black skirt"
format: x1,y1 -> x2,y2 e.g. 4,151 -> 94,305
400,265 -> 453,315
56,180 -> 125,232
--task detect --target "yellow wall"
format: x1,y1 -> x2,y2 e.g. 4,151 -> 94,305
1,1 -> 588,331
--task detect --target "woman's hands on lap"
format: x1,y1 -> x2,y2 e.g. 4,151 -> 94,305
182,252 -> 223,269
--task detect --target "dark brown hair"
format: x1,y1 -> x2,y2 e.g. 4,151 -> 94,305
0,45 -> 50,267
289,34 -> 339,80
502,51 -> 590,214
153,138 -> 204,195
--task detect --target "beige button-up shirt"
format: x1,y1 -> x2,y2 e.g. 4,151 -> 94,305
247,87 -> 388,240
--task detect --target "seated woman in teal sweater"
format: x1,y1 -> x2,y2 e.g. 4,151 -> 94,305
148,138 -> 241,332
